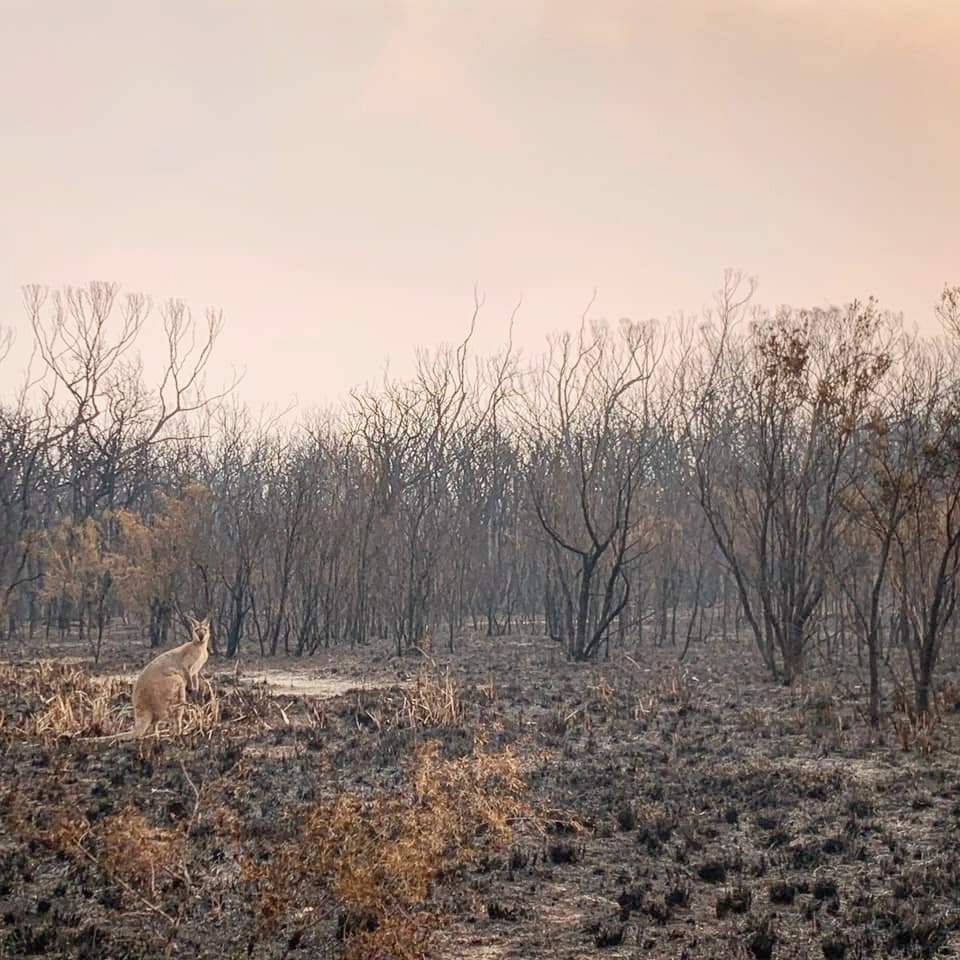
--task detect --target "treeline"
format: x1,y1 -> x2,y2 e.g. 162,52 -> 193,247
2,277 -> 960,719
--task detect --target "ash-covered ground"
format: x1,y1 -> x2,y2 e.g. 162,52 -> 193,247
1,633 -> 959,959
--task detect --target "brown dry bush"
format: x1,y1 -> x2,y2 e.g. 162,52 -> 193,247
310,744 -> 522,904
26,801 -> 185,900
0,803 -> 184,952
100,806 -> 186,896
656,664 -> 697,710
297,738 -> 532,959
623,659 -> 699,721
241,846 -> 307,936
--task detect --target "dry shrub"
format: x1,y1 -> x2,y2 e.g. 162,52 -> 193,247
789,677 -> 851,747
3,661 -> 221,741
310,700 -> 329,729
24,659 -> 94,691
223,683 -> 279,731
29,801 -> 185,902
209,802 -> 241,837
793,678 -> 837,719
100,806 -> 185,895
302,739 -> 532,959
399,667 -> 463,728
592,674 -> 615,705
634,801 -> 671,830
414,634 -> 433,657
27,685 -> 120,737
544,676 -> 627,738
542,702 -> 590,738
633,693 -> 657,722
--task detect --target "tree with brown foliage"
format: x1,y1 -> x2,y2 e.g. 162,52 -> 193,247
689,276 -> 895,682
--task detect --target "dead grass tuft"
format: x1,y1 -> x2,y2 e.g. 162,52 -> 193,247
36,806 -> 91,858
656,664 -> 697,709
310,738 -> 530,957
24,800 -> 186,919
889,685 -> 940,755
622,659 -> 700,720
342,912 -> 436,960
399,667 -> 464,728
176,679 -> 221,739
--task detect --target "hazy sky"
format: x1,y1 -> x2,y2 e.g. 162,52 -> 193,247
2,1 -> 958,408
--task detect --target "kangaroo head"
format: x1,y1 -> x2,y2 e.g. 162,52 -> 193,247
189,615 -> 211,648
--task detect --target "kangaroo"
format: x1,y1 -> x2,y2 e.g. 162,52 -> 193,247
130,615 -> 211,738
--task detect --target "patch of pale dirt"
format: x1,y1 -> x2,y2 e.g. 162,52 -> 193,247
241,743 -> 303,760
97,666 -> 402,700
236,669 -> 398,698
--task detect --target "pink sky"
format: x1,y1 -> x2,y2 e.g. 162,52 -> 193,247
2,0 -> 957,408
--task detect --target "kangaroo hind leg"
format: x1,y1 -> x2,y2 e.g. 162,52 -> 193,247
132,709 -> 154,739
173,675 -> 188,736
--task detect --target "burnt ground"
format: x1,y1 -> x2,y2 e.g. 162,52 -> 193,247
2,632 -> 960,959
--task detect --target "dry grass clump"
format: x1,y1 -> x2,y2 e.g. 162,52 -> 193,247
175,680 -> 221,740
889,685 -> 940,755
2,661 -> 221,741
12,662 -> 127,738
621,659 -> 699,721
34,806 -> 90,858
327,742 -> 528,957
399,667 -> 464,728
26,683 -> 123,737
655,664 -> 697,710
